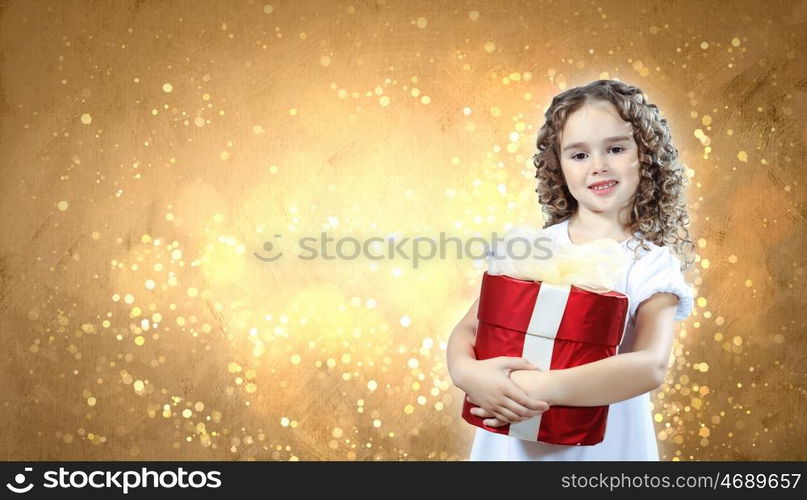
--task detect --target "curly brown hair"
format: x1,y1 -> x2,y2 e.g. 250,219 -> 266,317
533,79 -> 695,271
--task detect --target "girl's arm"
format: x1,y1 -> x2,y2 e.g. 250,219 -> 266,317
446,298 -> 480,387
447,297 -> 548,424
508,292 -> 679,407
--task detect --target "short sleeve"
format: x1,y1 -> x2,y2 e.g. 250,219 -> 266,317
629,247 -> 694,322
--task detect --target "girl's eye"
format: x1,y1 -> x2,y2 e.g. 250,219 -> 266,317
570,146 -> 625,160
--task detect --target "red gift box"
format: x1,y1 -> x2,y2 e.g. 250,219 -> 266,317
461,271 -> 629,445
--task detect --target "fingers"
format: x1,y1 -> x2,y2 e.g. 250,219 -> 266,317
500,398 -> 544,421
497,356 -> 539,371
505,384 -> 550,412
470,406 -> 514,420
507,391 -> 549,415
483,417 -> 508,428
496,412 -> 523,426
466,382 -> 547,422
493,406 -> 521,423
473,401 -> 519,424
520,357 -> 540,370
467,395 -> 517,423
467,394 -> 524,423
471,406 -> 534,425
468,394 -> 541,419
501,383 -> 549,415
469,406 -> 494,418
470,404 -> 531,425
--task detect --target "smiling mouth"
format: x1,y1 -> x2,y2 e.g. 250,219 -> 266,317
589,181 -> 618,191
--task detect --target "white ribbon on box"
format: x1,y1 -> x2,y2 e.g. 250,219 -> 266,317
508,282 -> 572,441
485,225 -> 631,441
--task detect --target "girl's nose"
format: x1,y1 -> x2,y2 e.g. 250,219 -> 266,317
590,157 -> 610,173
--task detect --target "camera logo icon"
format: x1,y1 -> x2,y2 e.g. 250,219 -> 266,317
6,467 -> 34,494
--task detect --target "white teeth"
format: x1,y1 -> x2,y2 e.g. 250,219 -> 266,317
591,181 -> 617,191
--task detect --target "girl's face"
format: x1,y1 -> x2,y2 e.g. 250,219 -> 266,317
558,99 -> 641,219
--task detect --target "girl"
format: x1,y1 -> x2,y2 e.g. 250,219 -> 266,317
446,79 -> 696,461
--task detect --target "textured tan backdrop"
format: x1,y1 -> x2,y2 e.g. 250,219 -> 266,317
0,0 -> 804,460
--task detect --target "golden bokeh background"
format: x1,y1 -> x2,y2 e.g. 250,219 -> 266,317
1,0 -> 804,460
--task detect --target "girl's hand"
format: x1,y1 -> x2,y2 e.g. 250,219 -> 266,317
468,368 -> 552,427
509,368 -> 551,403
466,399 -> 523,428
461,356 -> 549,426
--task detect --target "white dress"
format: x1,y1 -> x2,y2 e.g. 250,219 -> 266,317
468,219 -> 695,461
